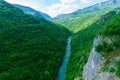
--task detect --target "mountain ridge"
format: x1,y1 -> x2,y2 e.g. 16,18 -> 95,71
13,4 -> 52,20
54,0 -> 120,19
54,0 -> 120,32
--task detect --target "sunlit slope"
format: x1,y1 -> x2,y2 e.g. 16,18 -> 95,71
54,0 -> 120,32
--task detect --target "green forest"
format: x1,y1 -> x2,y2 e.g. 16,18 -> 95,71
0,0 -> 120,80
65,11 -> 120,80
95,12 -> 120,77
0,1 -> 70,80
96,12 -> 120,52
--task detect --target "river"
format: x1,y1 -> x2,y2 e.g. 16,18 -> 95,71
57,36 -> 71,80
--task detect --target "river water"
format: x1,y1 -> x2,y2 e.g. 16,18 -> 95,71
57,36 -> 71,80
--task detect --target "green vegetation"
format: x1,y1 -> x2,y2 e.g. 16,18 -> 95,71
96,12 -> 120,64
54,2 -> 120,79
54,1 -> 120,32
0,1 -> 70,80
102,60 -> 120,77
55,2 -> 120,79
100,13 -> 120,37
65,22 -> 101,80
54,13 -> 105,32
99,11 -> 120,46
115,60 -> 120,77
101,66 -> 109,72
96,41 -> 113,52
109,67 -> 116,73
65,11 -> 118,80
1,0 -> 120,79
95,12 -> 120,78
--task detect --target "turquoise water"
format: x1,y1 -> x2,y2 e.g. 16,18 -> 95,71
57,36 -> 71,80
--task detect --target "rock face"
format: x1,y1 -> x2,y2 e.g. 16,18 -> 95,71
95,72 -> 115,80
83,47 -> 101,80
83,36 -> 103,80
82,36 -> 117,80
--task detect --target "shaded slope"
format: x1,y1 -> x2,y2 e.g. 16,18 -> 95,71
0,0 -> 70,80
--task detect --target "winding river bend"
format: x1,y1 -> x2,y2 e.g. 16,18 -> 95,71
57,36 -> 71,80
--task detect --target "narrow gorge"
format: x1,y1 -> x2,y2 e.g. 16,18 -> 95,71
57,36 -> 71,80
1,0 -> 120,80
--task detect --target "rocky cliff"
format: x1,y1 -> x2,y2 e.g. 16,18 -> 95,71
83,36 -> 120,80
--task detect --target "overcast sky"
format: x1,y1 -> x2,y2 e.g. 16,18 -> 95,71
5,0 -> 108,17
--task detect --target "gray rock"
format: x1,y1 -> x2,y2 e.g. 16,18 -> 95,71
83,36 -> 103,80
82,36 -> 116,80
95,72 -> 115,80
83,47 -> 102,80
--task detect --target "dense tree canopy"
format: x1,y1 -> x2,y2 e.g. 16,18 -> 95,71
0,1 -> 70,80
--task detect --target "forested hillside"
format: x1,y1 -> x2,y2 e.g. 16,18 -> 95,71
95,12 -> 120,77
65,11 -> 120,80
0,0 -> 70,80
1,0 -> 120,80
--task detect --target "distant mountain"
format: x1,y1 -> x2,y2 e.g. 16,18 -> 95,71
54,0 -> 120,32
13,4 -> 52,20
54,14 -> 68,19
55,0 -> 120,19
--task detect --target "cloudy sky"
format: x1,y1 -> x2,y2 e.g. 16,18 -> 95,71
5,0 -> 108,17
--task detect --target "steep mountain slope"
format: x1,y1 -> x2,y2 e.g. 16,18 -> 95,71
52,0 -> 120,79
13,4 -> 52,20
95,12 -> 120,77
0,0 -> 70,80
83,11 -> 120,80
65,11 -> 120,80
54,0 -> 120,32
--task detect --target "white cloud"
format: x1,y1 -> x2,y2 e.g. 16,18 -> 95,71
44,4 -> 78,18
42,0 -> 92,18
80,0 -> 92,4
61,0 -> 78,4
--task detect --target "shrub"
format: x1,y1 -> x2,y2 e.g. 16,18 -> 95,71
115,61 -> 120,77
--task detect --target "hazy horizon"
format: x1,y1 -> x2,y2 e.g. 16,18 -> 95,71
5,0 -> 108,17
